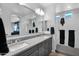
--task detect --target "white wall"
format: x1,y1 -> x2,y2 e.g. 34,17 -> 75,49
55,8 -> 79,49
45,6 -> 79,51
43,5 -> 56,51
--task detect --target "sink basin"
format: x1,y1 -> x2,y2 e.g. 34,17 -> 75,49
9,42 -> 28,52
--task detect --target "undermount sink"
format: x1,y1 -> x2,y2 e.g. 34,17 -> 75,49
9,42 -> 29,52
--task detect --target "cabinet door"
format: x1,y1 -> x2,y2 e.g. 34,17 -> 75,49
39,42 -> 45,56
30,50 -> 39,56
29,45 -> 39,56
48,38 -> 52,53
44,40 -> 49,56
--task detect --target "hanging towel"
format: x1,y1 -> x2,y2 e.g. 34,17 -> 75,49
60,30 -> 65,44
68,30 -> 75,48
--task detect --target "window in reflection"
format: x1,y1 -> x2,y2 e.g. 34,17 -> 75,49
11,21 -> 20,35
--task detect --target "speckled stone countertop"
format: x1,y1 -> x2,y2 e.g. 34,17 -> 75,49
5,34 -> 52,56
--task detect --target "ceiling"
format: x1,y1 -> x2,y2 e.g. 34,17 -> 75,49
0,3 -> 79,16
0,3 -> 34,16
55,3 -> 79,13
25,3 -> 79,13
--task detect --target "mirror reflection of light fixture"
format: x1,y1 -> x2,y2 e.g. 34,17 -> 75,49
19,3 -> 45,16
35,8 -> 45,16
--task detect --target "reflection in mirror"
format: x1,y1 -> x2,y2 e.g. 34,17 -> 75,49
11,21 -> 20,35
10,15 -> 20,35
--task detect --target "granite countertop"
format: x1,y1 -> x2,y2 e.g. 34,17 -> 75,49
5,35 -> 52,56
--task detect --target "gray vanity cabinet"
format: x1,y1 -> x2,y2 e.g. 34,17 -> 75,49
44,40 -> 49,56
15,44 -> 39,56
29,44 -> 39,56
48,38 -> 52,53
30,50 -> 39,56
38,42 -> 45,56
14,37 -> 52,56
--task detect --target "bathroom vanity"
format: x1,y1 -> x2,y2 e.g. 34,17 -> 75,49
5,34 -> 52,56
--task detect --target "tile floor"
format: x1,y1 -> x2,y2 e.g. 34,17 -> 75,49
49,52 -> 66,56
